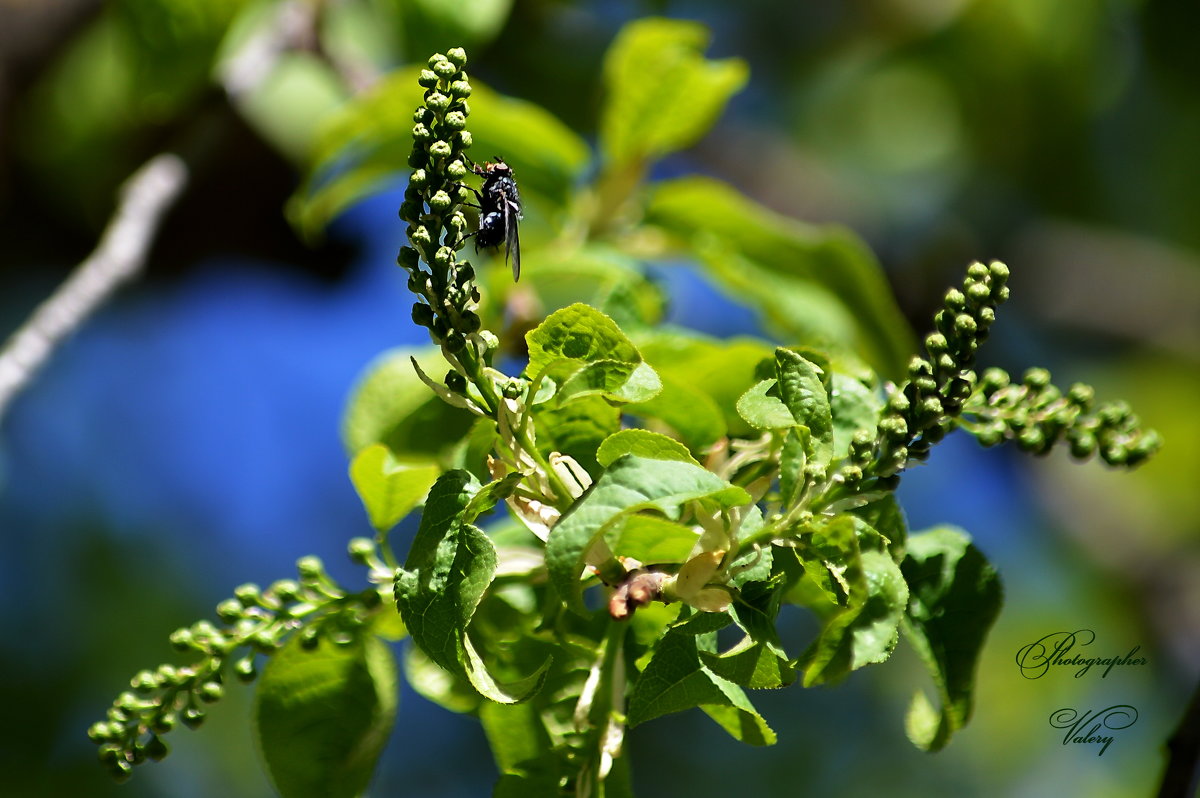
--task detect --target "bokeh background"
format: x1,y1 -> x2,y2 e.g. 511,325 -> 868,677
1,1 -> 1197,796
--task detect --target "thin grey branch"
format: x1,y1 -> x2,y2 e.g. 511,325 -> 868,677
0,153 -> 188,421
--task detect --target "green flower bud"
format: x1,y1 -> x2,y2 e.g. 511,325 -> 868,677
348,537 -> 376,564
456,130 -> 473,150
156,664 -> 180,685
1022,368 -> 1051,390
417,69 -> 438,88
109,758 -> 133,783
1101,443 -> 1128,464
88,722 -> 114,743
300,628 -> 321,651
943,288 -> 966,311
979,367 -> 1009,393
412,123 -> 432,142
234,656 -> 257,683
429,190 -> 453,212
233,583 -> 262,606
168,629 -> 193,653
411,303 -> 435,328
966,261 -> 989,281
919,396 -> 944,419
1018,427 -> 1047,453
407,148 -> 428,169
445,371 -> 467,393
198,681 -> 224,703
837,465 -> 863,485
269,579 -> 301,602
429,140 -> 452,160
1067,382 -> 1094,407
215,598 -> 243,623
432,59 -> 458,79
180,707 -> 205,729
145,736 -> 169,762
444,330 -> 466,353
445,48 -> 468,68
443,111 -> 467,130
413,107 -> 433,124
297,556 -> 324,581
150,712 -> 176,734
116,692 -> 142,714
477,329 -> 499,354
954,313 -> 978,337
966,282 -> 991,305
131,670 -> 159,694
425,92 -> 450,112
251,629 -> 279,653
925,333 -> 949,354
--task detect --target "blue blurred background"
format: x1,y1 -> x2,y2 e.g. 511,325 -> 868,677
1,1 -> 1198,796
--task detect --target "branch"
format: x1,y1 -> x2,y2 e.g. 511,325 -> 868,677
0,153 -> 188,421
1159,674 -> 1200,798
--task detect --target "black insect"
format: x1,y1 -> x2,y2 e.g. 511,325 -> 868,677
462,157 -> 522,281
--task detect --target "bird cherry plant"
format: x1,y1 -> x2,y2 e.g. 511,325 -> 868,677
89,39 -> 1160,798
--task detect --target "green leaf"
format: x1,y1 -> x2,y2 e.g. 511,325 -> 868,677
527,303 -> 641,375
829,373 -> 884,460
291,69 -> 588,235
775,349 -> 834,468
394,471 -> 548,703
546,455 -> 751,613
596,429 -> 699,468
398,0 -> 512,56
611,514 -> 699,564
625,372 -> 726,450
349,444 -> 440,532
342,347 -> 475,461
403,643 -> 479,714
644,176 -> 916,381
778,426 -> 810,506
600,18 -> 748,167
635,329 -> 775,438
853,494 -> 909,563
480,701 -> 561,795
798,517 -> 910,685
533,395 -> 621,477
520,247 -> 666,330
735,379 -> 795,430
700,638 -> 795,690
255,633 -> 397,798
526,304 -> 661,405
900,526 -> 1003,752
627,619 -> 775,745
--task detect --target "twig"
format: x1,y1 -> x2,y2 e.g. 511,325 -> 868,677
0,153 -> 188,421
1158,674 -> 1200,798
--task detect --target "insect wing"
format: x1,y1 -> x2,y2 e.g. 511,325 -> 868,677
504,197 -> 521,281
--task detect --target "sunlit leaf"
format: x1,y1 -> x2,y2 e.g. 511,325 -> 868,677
546,455 -> 751,613
645,177 -> 916,381
342,347 -> 476,461
349,444 -> 440,532
600,18 -> 748,167
255,633 -> 396,798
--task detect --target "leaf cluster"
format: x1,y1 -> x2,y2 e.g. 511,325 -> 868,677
90,20 -> 1160,798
